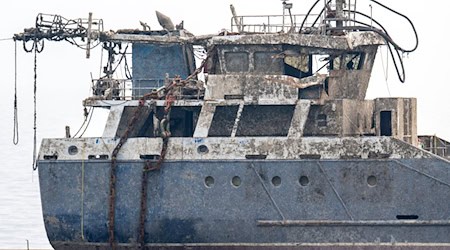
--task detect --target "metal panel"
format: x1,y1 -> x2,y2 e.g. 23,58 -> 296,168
38,158 -> 450,247
132,43 -> 194,97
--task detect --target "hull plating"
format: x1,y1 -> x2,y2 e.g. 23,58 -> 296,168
38,158 -> 450,248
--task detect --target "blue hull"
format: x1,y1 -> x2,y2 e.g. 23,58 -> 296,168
38,158 -> 450,248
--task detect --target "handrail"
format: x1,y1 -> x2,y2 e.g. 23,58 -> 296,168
91,78 -> 165,100
230,14 -> 319,33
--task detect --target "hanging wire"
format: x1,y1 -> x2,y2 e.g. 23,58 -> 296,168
32,40 -> 38,171
78,107 -> 94,138
72,107 -> 93,138
13,40 -> 19,145
379,45 -> 391,96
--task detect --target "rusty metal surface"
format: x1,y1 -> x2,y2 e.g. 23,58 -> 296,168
38,136 -> 434,161
208,32 -> 385,49
51,242 -> 450,250
38,157 -> 450,246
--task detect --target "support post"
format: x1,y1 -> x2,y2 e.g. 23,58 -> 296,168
86,12 -> 93,59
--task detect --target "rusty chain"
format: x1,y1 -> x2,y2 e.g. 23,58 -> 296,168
109,49 -> 213,248
108,96 -> 149,249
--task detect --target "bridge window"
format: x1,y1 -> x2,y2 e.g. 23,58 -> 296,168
254,52 -> 283,74
208,105 -> 239,137
116,106 -> 201,138
236,105 -> 295,136
225,52 -> 249,72
332,53 -> 365,70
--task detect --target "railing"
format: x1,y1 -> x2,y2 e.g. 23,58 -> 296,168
91,78 -> 204,101
91,78 -> 165,100
231,14 -> 320,33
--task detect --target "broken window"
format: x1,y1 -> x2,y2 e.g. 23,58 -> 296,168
380,111 -> 392,136
168,107 -> 201,137
208,105 -> 239,137
312,54 -> 330,74
254,51 -> 283,74
332,53 -> 365,70
115,106 -> 201,138
225,52 -> 249,72
236,105 -> 295,136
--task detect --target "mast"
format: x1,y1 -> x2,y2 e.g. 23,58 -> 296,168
335,0 -> 344,28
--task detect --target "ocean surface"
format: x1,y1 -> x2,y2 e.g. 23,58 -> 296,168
0,130 -> 53,249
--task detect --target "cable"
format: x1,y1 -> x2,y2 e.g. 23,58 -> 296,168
72,107 -> 93,138
328,24 -> 406,82
0,37 -> 13,42
298,0 -> 418,83
369,0 -> 418,53
298,0 -> 321,33
78,107 -> 94,138
344,9 -> 418,53
309,0 -> 332,32
379,45 -> 391,96
13,40 -> 19,145
32,41 -> 38,171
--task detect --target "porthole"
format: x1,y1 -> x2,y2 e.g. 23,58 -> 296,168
299,176 -> 310,186
232,176 -> 241,187
204,176 -> 214,188
367,175 -> 377,187
68,145 -> 78,155
197,145 -> 209,154
272,176 -> 281,187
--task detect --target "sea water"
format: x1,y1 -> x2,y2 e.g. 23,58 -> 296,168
0,100 -> 53,249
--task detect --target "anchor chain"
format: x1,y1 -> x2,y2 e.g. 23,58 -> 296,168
108,78 -> 178,248
108,95 -> 149,249
138,81 -> 176,248
109,50 -> 213,248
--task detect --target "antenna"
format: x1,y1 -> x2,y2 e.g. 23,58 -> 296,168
281,0 -> 294,32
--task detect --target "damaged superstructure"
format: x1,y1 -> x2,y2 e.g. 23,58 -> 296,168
13,0 -> 450,249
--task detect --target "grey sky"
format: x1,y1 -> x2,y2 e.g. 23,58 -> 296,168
1,0 -> 448,143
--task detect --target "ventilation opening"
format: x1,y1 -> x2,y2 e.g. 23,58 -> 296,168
380,111 -> 392,136
224,95 -> 244,100
245,155 -> 267,160
396,215 -> 419,220
44,155 -> 58,160
140,154 -> 160,160
299,154 -> 321,160
368,152 -> 391,159
88,154 -> 109,160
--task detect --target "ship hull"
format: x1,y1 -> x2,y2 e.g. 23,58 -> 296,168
38,157 -> 450,249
